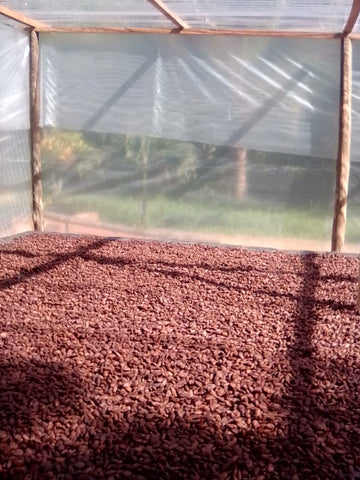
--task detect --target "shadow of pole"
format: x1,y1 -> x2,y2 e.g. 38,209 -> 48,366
1,244 -> 360,479
282,253 -> 322,475
0,238 -> 113,291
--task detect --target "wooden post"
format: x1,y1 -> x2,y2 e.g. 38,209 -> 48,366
30,29 -> 44,231
331,36 -> 352,252
343,0 -> 360,35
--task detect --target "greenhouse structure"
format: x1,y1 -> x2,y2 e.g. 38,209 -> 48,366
3,3 -> 360,480
1,0 -> 360,253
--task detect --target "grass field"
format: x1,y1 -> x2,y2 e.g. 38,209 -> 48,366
44,192 -> 360,242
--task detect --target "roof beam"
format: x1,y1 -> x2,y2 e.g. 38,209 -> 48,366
0,4 -> 48,29
146,0 -> 189,30
343,0 -> 360,34
35,26 -> 341,39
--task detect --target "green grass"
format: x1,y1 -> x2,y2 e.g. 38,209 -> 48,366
44,192 -> 349,242
345,207 -> 360,243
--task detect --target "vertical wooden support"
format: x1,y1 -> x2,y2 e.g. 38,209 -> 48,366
30,29 -> 44,231
331,36 -> 352,252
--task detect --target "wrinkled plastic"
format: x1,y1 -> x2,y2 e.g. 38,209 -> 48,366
40,34 -> 340,159
345,40 -> 360,253
354,14 -> 360,32
0,0 -> 354,31
0,0 -> 173,28
0,23 -> 32,238
0,23 -> 30,130
165,0 -> 353,31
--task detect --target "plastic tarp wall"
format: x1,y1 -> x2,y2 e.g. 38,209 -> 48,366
0,0 -> 354,31
346,41 -> 360,253
41,34 -> 340,159
40,34 -> 340,250
157,0 -> 353,31
0,0 -> 175,28
0,22 -> 32,238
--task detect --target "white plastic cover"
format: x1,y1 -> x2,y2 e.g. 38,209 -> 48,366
0,1 -> 173,28
164,0 -> 353,31
42,130 -> 335,251
0,23 -> 32,237
40,33 -> 340,159
345,40 -> 360,252
351,43 -> 360,161
0,23 -> 30,130
354,14 -> 360,32
0,0 -> 354,31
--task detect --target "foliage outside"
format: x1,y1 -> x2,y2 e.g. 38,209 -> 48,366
40,129 -> 359,243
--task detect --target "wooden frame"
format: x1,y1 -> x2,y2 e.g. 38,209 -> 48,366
344,0 -> 360,34
34,25 -> 341,38
0,5 -> 47,28
332,37 -> 352,253
0,0 -> 359,38
1,0 -> 360,256
331,0 -> 360,253
147,0 -> 189,29
30,30 -> 44,231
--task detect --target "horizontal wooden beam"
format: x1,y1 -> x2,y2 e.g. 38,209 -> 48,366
350,32 -> 360,40
343,0 -> 360,34
147,0 -> 189,29
0,5 -> 48,29
35,25 -> 342,39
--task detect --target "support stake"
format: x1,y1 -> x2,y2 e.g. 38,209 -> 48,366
30,29 -> 44,231
331,36 -> 352,252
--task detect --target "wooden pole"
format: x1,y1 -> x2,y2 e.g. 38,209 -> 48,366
343,0 -> 360,35
331,36 -> 352,253
34,25 -> 341,39
30,29 -> 44,232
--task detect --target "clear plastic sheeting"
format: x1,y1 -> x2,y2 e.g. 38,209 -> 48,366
0,1 -> 174,28
345,41 -> 360,253
0,0 -> 354,31
0,15 -> 30,31
0,132 -> 32,238
354,11 -> 360,32
0,23 -> 32,238
42,129 -> 335,251
165,0 -> 353,31
40,34 -> 340,160
0,22 -> 30,131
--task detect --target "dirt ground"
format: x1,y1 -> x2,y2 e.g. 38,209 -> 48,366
44,212 -> 359,254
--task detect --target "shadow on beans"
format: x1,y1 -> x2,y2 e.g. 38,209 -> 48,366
1,248 -> 360,479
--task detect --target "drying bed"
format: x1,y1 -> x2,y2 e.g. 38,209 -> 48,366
0,233 -> 359,480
